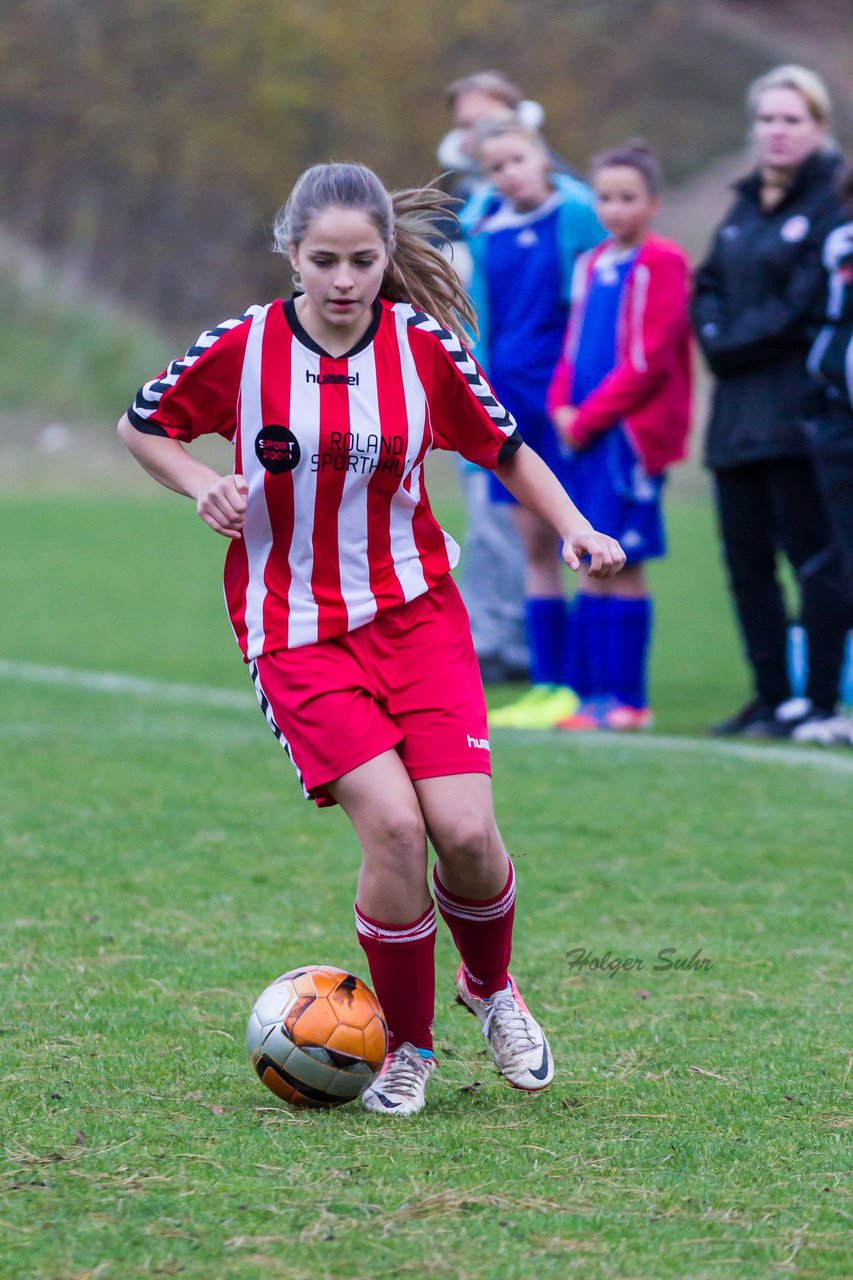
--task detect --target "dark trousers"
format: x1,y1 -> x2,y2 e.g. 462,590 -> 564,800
714,456 -> 852,710
807,402 -> 853,596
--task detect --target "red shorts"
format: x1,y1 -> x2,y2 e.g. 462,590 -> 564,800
250,574 -> 490,807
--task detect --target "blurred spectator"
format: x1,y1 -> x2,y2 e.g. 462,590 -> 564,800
438,72 -> 551,279
438,72 -> 547,685
693,64 -> 850,740
801,169 -> 853,743
547,141 -> 693,733
464,118 -> 605,728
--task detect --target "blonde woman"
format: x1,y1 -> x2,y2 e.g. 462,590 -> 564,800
693,66 -> 849,739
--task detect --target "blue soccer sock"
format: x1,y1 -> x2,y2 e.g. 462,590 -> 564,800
575,594 -> 612,699
563,593 -> 596,698
524,596 -> 565,686
605,596 -> 654,708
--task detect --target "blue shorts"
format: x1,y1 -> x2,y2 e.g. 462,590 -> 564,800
563,425 -> 666,564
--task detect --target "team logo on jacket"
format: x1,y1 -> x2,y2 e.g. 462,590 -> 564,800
781,215 -> 809,244
255,425 -> 301,474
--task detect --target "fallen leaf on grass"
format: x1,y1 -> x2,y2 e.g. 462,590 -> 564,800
226,1234 -> 292,1249
297,1188 -> 571,1241
688,1065 -> 729,1082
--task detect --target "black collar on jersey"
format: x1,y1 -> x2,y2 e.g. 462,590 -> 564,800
283,295 -> 382,359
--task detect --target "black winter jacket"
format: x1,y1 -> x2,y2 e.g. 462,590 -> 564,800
693,150 -> 845,471
808,218 -> 853,409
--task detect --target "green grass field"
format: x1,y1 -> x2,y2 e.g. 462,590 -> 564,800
0,275 -> 171,426
1,489 -> 851,1280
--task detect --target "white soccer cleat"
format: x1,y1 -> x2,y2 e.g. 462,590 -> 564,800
361,1042 -> 437,1116
455,965 -> 554,1091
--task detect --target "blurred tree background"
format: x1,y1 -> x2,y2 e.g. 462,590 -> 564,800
1,0 -> 851,330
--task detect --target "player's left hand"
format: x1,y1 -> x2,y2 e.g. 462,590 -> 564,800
562,528 -> 626,577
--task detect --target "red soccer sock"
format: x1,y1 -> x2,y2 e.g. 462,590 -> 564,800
354,902 -> 436,1054
433,861 -> 516,998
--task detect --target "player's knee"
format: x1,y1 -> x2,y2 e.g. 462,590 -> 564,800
434,813 -> 501,873
371,804 -> 427,861
359,805 -> 427,902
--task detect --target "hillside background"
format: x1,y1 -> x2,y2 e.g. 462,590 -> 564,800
0,0 -> 851,445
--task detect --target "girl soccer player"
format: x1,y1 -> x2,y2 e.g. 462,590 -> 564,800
118,162 -> 624,1115
464,118 -> 605,729
548,141 -> 692,730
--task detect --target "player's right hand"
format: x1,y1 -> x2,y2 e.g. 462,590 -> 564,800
196,473 -> 249,539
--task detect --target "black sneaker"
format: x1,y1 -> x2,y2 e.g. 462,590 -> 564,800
743,697 -> 814,739
709,697 -> 778,736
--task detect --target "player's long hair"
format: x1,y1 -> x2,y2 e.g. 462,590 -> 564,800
273,162 -> 478,342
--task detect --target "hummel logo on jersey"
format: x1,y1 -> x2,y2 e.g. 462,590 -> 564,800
305,370 -> 360,386
255,425 -> 301,474
467,734 -> 490,750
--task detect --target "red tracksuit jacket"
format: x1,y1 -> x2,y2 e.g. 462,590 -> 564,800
547,234 -> 693,476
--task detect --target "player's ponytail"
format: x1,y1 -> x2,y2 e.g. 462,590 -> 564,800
273,162 -> 477,342
383,185 -> 477,341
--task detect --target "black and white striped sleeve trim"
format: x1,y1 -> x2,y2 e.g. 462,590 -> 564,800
126,305 -> 263,430
400,304 -> 518,436
497,430 -> 523,465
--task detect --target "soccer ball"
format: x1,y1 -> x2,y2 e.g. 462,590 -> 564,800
246,966 -> 388,1108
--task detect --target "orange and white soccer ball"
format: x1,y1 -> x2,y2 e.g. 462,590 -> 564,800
246,966 -> 388,1108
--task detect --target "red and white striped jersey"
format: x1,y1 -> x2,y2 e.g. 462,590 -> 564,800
128,296 -> 521,659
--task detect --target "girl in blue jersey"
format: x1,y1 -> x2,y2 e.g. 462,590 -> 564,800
465,119 -> 605,729
548,141 -> 692,730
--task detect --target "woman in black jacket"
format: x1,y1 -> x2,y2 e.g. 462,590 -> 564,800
693,64 -> 849,738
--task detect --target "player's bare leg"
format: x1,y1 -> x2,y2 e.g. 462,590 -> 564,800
330,751 -> 437,1114
415,773 -> 554,1091
330,750 -> 430,923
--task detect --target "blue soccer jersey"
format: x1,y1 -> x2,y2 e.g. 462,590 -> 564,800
483,193 -> 568,414
480,193 -> 572,500
567,247 -> 665,564
571,248 -> 637,404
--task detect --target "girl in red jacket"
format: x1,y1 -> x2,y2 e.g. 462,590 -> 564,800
548,140 -> 692,730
